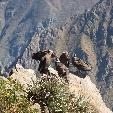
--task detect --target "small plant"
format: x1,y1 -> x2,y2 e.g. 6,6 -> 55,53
0,77 -> 39,113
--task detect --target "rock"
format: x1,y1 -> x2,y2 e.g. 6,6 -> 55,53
9,65 -> 112,113
15,64 -> 24,70
10,64 -> 36,89
68,74 -> 112,113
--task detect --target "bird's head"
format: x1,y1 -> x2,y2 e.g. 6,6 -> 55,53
47,49 -> 56,58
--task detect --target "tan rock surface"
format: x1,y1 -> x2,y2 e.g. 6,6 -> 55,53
10,64 -> 37,89
10,66 -> 112,113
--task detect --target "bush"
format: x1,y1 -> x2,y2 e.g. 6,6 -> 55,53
28,74 -> 97,113
0,77 -> 39,113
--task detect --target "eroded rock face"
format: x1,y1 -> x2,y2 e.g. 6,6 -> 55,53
9,65 -> 112,113
68,73 -> 112,113
10,64 -> 37,89
19,0 -> 113,110
0,0 -> 98,68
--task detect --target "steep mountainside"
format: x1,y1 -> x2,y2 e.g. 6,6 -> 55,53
0,1 -> 7,34
1,0 -> 113,111
19,0 -> 113,111
0,0 -> 98,68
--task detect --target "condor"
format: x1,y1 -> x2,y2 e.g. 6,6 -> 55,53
72,57 -> 92,71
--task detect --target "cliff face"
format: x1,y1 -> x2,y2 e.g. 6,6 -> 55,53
10,65 -> 112,113
0,0 -> 98,68
18,0 -> 113,110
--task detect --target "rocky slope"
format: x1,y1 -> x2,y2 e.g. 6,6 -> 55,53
0,0 -> 98,68
0,0 -> 113,111
10,65 -> 112,113
18,0 -> 113,110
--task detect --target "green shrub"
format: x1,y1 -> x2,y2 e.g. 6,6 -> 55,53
28,74 -> 97,113
0,77 -> 39,113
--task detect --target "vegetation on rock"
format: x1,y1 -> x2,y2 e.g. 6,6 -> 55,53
0,76 -> 39,113
28,74 -> 97,113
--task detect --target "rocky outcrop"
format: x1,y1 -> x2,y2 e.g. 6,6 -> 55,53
68,74 -> 112,113
10,64 -> 37,89
9,65 -> 112,113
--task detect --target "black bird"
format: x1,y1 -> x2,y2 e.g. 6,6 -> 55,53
55,57 -> 69,83
32,50 -> 56,74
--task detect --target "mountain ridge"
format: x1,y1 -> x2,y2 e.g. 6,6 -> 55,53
0,0 -> 98,68
1,0 -> 113,111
